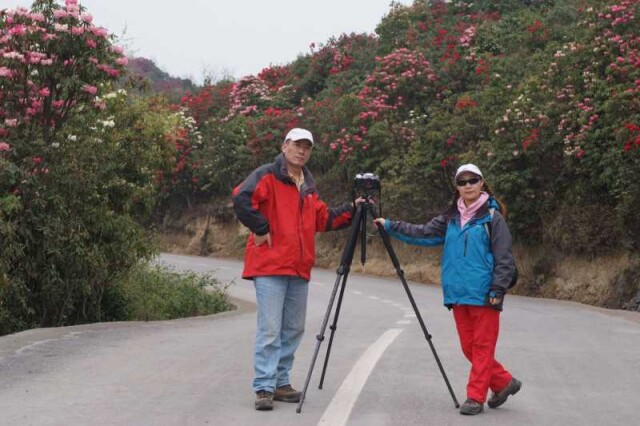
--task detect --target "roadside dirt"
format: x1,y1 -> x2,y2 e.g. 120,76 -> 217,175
158,213 -> 640,312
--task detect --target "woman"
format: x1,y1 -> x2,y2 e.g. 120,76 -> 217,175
374,164 -> 521,416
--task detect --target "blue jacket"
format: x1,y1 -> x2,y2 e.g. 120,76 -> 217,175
385,197 -> 516,308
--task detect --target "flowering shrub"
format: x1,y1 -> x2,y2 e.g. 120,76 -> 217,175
224,75 -> 272,120
154,0 -> 640,258
0,0 -> 127,148
155,108 -> 205,208
328,48 -> 437,161
179,80 -> 234,125
0,1 -> 178,334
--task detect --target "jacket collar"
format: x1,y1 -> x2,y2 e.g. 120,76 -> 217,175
444,196 -> 498,224
274,153 -> 317,195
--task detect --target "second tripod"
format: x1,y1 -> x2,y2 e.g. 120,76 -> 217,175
296,200 -> 460,413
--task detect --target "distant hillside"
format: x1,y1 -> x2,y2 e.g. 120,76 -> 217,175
126,57 -> 196,100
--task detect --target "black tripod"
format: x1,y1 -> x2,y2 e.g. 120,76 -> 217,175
296,199 -> 460,413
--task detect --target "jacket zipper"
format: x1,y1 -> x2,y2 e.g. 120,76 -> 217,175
297,190 -> 304,269
464,232 -> 468,257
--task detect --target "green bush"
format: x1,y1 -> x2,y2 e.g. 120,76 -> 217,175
0,2 -> 183,334
110,262 -> 232,321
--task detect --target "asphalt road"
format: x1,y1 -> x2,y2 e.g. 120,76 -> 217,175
0,253 -> 638,426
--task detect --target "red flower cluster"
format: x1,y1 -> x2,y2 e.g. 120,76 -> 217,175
526,19 -> 544,34
257,65 -> 290,90
623,123 -> 640,151
455,96 -> 478,109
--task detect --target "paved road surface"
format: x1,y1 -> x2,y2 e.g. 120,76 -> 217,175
0,253 -> 638,425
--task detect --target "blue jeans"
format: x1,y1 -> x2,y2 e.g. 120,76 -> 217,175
253,276 -> 309,392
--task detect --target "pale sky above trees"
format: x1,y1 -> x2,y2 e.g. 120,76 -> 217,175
4,0 -> 412,82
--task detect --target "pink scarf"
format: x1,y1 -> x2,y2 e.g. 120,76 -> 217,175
457,192 -> 489,228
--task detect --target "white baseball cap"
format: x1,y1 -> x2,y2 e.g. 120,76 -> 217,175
455,163 -> 483,180
284,128 -> 314,145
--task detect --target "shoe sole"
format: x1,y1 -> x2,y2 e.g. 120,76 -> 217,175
488,379 -> 522,409
460,406 -> 484,415
460,409 -> 483,415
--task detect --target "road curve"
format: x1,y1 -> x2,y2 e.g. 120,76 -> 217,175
0,253 -> 638,426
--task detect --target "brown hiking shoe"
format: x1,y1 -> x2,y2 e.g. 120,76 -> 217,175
488,378 -> 522,409
273,384 -> 302,403
460,398 -> 484,415
254,390 -> 274,411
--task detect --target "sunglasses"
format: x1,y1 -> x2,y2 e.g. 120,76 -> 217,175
456,177 -> 482,187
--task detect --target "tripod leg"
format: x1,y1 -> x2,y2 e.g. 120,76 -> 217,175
377,224 -> 461,409
296,204 -> 363,413
318,271 -> 349,389
296,269 -> 346,413
320,201 -> 368,388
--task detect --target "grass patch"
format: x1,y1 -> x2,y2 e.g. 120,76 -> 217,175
112,262 -> 232,321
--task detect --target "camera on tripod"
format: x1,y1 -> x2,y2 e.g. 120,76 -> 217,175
354,173 -> 380,198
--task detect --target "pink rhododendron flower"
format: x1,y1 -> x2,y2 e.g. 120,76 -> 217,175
5,119 -> 18,127
39,88 -> 51,97
86,39 -> 97,48
9,25 -> 27,36
0,67 -> 13,77
91,27 -> 109,38
0,142 -> 10,151
81,13 -> 93,23
82,84 -> 98,95
115,57 -> 128,66
54,23 -> 69,32
82,85 -> 98,95
30,12 -> 45,22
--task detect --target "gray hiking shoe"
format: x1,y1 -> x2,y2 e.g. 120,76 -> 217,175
488,377 -> 522,409
273,384 -> 302,403
254,390 -> 274,411
460,398 -> 484,415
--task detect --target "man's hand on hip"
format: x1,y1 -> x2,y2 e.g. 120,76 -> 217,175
254,233 -> 272,248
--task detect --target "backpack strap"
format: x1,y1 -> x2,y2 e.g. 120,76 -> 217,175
484,207 -> 495,240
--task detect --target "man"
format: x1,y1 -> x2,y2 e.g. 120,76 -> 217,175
232,128 -> 356,411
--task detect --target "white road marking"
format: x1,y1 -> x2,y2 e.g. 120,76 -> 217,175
368,295 -> 380,300
351,291 -> 363,295
310,281 -> 324,287
396,320 -> 412,325
404,313 -> 417,318
317,328 -> 403,426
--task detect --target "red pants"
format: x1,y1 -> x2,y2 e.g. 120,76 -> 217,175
453,305 -> 512,402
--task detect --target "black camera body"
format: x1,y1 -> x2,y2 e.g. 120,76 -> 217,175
354,173 -> 380,196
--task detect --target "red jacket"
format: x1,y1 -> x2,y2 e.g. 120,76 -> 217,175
232,154 -> 353,280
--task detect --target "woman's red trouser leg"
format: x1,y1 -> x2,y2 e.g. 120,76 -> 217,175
453,305 -> 512,402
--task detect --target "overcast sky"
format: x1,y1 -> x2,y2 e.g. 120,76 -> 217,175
3,0 -> 413,82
